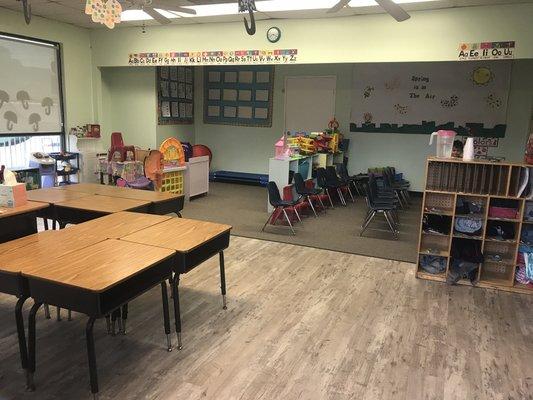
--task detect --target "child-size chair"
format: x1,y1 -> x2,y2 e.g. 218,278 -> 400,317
144,150 -> 163,191
116,150 -> 163,191
108,132 -> 136,162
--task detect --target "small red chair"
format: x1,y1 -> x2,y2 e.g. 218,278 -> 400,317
108,132 -> 136,162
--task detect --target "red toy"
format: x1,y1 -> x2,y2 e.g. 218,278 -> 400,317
192,144 -> 213,165
108,132 -> 136,162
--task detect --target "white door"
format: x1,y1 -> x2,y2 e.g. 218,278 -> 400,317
284,76 -> 336,133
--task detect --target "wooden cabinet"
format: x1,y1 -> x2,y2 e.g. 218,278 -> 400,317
417,157 -> 532,295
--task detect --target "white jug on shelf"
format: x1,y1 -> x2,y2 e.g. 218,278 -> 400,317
429,130 -> 456,158
463,137 -> 475,161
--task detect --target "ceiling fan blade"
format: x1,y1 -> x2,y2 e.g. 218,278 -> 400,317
143,7 -> 172,24
327,0 -> 351,13
375,0 -> 410,22
151,0 -> 197,15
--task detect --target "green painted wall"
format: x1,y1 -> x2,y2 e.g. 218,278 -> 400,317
0,8 -> 93,132
194,64 -> 353,174
89,4 -> 533,66
99,67 -> 195,149
101,61 -> 531,191
348,60 -> 533,190
195,60 -> 532,190
1,6 -> 530,191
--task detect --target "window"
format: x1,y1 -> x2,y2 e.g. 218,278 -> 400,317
0,32 -> 64,169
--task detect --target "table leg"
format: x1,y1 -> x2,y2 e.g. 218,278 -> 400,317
68,309 -> 72,321
161,282 -> 172,352
219,251 -> 227,310
56,306 -> 61,321
111,308 -> 121,336
27,301 -> 42,391
121,304 -> 128,335
43,304 -> 51,319
171,274 -> 182,350
43,218 -> 49,231
15,297 -> 29,374
105,315 -> 111,334
86,317 -> 99,399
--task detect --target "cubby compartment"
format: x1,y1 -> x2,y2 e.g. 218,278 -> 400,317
422,214 -> 452,236
491,165 -> 510,196
455,195 -> 486,217
424,192 -> 454,215
484,241 -> 517,265
514,264 -> 533,291
418,254 -> 447,277
453,216 -> 483,240
488,198 -> 521,221
508,166 -> 524,197
485,220 -> 519,243
420,233 -> 450,256
480,262 -> 514,286
426,161 -> 443,191
523,201 -> 533,222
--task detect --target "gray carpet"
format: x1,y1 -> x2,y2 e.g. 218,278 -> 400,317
182,182 -> 421,263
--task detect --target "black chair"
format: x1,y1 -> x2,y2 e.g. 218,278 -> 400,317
293,172 -> 325,217
382,167 -> 410,208
336,163 -> 366,196
262,181 -> 301,235
327,165 -> 354,203
360,175 -> 399,239
316,167 -> 345,207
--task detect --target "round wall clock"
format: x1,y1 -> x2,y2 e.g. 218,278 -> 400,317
267,27 -> 281,43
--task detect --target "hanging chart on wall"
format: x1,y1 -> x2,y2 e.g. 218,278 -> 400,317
157,66 -> 194,125
350,61 -> 512,137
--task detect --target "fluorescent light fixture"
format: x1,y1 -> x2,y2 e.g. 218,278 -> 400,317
121,0 -> 442,21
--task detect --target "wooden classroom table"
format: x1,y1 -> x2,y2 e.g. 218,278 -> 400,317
0,229 -> 103,383
21,239 -> 177,398
57,183 -> 185,216
65,211 -> 173,239
0,201 -> 49,243
26,188 -> 92,230
54,195 -> 151,226
121,218 -> 232,349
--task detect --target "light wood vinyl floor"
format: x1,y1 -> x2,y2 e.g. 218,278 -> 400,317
0,236 -> 532,400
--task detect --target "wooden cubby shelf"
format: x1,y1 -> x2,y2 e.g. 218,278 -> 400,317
417,157 -> 532,295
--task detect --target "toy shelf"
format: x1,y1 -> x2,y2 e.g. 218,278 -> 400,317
267,152 -> 343,212
416,157 -> 532,295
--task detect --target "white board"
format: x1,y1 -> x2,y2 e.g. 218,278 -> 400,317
0,35 -> 63,135
284,76 -> 336,133
350,61 -> 511,137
